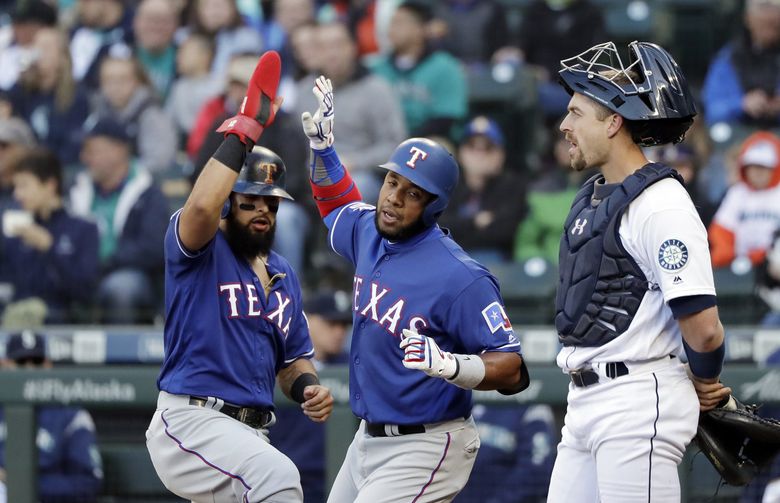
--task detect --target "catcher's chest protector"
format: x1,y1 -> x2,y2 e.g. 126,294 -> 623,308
555,163 -> 683,347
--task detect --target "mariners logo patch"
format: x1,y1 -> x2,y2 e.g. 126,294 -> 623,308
658,239 -> 689,271
481,302 -> 512,333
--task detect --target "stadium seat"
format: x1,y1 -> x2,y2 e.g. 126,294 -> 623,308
488,259 -> 558,325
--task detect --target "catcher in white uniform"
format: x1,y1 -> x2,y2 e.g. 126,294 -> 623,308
547,41 -> 732,502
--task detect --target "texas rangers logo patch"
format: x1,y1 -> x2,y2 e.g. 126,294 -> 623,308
481,302 -> 512,333
658,239 -> 689,271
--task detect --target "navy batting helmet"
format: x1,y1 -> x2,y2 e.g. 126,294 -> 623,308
558,41 -> 696,146
222,146 -> 292,218
379,138 -> 459,226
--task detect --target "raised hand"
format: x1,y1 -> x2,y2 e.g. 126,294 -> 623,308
216,51 -> 283,147
301,75 -> 335,150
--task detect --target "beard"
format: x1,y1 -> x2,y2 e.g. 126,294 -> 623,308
224,213 -> 276,258
374,211 -> 428,241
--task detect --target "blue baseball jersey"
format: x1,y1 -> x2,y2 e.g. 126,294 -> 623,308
157,209 -> 313,409
325,202 -> 521,424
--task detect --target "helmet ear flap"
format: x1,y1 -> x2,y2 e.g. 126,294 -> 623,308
221,198 -> 231,219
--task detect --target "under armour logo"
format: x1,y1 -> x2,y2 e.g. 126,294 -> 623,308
406,147 -> 428,168
260,162 -> 277,184
571,218 -> 588,235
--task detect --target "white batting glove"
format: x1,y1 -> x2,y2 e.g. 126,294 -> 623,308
400,329 -> 457,379
301,75 -> 334,150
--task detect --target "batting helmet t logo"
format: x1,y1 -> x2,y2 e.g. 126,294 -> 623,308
260,163 -> 277,184
406,147 -> 428,168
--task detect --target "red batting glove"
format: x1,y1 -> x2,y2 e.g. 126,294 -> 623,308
216,50 -> 281,146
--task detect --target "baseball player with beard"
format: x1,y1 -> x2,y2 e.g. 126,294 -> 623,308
299,75 -> 530,503
547,41 -> 732,502
145,52 -> 333,503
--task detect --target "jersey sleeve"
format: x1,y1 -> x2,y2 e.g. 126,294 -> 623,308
444,276 -> 522,355
165,208 -> 215,268
636,207 -> 716,302
282,271 -> 315,366
323,201 -> 376,265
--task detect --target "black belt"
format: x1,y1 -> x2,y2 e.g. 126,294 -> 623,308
189,396 -> 273,429
366,422 -> 426,437
569,361 -> 629,388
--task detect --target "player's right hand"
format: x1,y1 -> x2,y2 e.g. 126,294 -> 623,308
400,329 -> 458,379
301,75 -> 334,150
216,50 -> 283,147
301,384 -> 334,422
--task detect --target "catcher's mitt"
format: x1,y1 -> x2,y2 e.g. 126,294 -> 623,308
695,396 -> 780,485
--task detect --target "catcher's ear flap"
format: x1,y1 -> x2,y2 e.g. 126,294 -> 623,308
695,419 -> 758,486
221,198 -> 231,219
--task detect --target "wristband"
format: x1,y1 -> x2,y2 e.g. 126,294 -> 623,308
446,354 -> 486,389
683,339 -> 725,379
212,135 -> 247,174
310,146 -> 345,184
291,373 -> 319,403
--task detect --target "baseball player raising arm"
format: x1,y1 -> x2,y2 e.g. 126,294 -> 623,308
145,52 -> 333,503
300,75 -> 530,503
546,41 -> 731,503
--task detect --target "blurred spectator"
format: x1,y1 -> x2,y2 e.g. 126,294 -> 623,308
317,0 -> 387,60
187,53 -> 259,160
185,0 -> 263,82
70,119 -> 169,324
269,289 -> 351,503
514,125 -> 594,264
649,143 -> 717,228
2,27 -> 89,165
132,0 -> 180,101
0,148 -> 99,324
758,228 -> 780,327
68,0 -> 134,89
429,0 -> 510,65
90,54 -> 177,175
164,33 -> 219,146
702,0 -> 780,127
0,0 -> 58,91
191,54 -> 313,274
709,131 -> 780,269
515,0 -> 606,119
288,21 -> 320,83
293,21 -> 407,203
259,0 -> 316,63
371,0 -> 467,138
0,331 -> 103,502
0,118 -> 36,213
439,116 -> 526,262
455,403 -> 556,503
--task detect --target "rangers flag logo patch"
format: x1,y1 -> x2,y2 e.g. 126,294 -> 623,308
481,302 -> 512,333
658,239 -> 689,271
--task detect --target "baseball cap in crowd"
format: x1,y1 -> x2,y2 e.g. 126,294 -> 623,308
0,118 -> 36,146
462,116 -> 505,147
5,330 -> 46,364
84,118 -> 131,144
11,0 -> 58,26
305,290 -> 352,323
740,139 -> 778,169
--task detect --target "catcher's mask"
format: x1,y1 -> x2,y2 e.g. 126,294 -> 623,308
558,41 -> 697,146
222,146 -> 293,218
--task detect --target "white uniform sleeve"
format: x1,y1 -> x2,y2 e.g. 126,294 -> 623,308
635,207 -> 716,302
